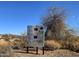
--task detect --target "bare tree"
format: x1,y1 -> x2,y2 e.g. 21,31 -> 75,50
42,7 -> 66,40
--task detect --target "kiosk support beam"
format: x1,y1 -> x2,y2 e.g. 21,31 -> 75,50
36,47 -> 38,54
42,47 -> 44,55
27,46 -> 29,53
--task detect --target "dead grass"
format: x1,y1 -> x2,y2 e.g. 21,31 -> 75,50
0,39 -> 12,57
11,38 -> 26,49
45,39 -> 63,50
44,37 -> 79,52
66,38 -> 79,51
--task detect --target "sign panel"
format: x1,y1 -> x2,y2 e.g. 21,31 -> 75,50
27,25 -> 45,48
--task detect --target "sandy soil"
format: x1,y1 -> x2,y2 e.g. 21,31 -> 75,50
11,49 -> 79,57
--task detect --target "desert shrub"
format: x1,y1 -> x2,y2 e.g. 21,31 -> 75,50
19,38 -> 26,48
44,36 -> 79,52
44,39 -> 63,50
0,39 -> 12,57
11,38 -> 26,49
63,34 -> 79,51
66,38 -> 79,51
58,40 -> 67,49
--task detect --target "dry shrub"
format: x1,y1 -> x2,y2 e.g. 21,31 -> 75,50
66,38 -> 79,51
11,38 -> 26,49
0,39 -> 12,57
45,39 -> 63,50
44,37 -> 79,51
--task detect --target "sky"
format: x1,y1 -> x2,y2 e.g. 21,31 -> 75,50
0,1 -> 79,35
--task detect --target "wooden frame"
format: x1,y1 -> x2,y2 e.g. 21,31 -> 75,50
26,46 -> 44,55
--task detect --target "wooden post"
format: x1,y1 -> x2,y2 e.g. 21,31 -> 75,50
36,47 -> 38,54
42,47 -> 44,55
27,46 -> 29,53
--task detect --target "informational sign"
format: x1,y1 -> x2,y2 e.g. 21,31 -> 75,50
27,25 -> 45,48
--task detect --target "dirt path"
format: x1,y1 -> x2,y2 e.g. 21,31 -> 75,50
11,49 -> 79,57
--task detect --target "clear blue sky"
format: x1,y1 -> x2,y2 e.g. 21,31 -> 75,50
0,1 -> 79,35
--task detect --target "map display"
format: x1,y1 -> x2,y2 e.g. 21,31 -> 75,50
27,25 -> 45,48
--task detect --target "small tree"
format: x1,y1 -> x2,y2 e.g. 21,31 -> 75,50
42,7 -> 66,40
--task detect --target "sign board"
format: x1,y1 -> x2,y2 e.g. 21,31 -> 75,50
27,25 -> 45,48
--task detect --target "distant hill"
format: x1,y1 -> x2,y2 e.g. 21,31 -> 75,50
0,34 -> 27,40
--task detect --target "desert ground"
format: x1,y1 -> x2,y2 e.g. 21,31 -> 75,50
11,49 -> 79,57
1,39 -> 79,57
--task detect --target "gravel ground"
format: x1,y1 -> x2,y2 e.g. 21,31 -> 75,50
11,49 -> 79,57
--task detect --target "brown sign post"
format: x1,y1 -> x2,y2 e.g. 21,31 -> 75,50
36,47 -> 38,54
26,47 -> 44,55
27,46 -> 29,53
42,47 -> 44,55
